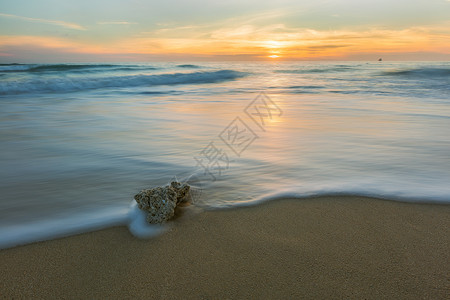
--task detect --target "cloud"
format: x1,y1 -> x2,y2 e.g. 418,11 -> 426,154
0,35 -> 110,55
123,22 -> 450,59
97,21 -> 137,25
0,13 -> 86,30
1,19 -> 449,61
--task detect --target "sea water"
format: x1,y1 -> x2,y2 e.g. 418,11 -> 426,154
0,61 -> 449,248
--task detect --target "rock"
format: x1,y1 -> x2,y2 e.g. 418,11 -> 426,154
134,182 -> 190,224
170,181 -> 190,204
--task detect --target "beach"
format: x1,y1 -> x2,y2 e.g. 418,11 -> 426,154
1,196 -> 449,299
1,0 -> 449,297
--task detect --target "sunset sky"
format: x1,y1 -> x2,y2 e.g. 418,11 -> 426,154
1,0 -> 449,62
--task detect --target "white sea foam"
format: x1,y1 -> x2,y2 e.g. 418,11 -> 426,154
0,206 -> 129,249
0,184 -> 448,250
0,201 -> 168,250
239,184 -> 450,209
127,201 -> 167,238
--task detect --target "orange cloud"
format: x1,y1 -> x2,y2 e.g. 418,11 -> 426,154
0,35 -> 109,54
1,22 -> 449,60
121,23 -> 450,59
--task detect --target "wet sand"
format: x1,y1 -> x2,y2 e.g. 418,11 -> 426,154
1,196 -> 449,299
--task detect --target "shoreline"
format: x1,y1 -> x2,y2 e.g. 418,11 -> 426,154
1,196 -> 449,299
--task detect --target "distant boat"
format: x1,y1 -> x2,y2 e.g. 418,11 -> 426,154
378,58 -> 382,61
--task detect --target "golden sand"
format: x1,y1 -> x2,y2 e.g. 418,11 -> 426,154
1,196 -> 449,299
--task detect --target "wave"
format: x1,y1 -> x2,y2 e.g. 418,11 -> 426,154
113,66 -> 159,72
381,67 -> 450,78
0,70 -> 248,95
1,186 -> 448,249
0,64 -> 31,72
287,85 -> 324,89
29,64 -> 118,72
0,63 -> 160,73
0,64 -> 111,72
203,184 -> 450,210
177,64 -> 201,68
275,66 -> 354,74
0,201 -> 168,249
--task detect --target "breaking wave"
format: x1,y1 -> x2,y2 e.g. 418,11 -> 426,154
177,64 -> 201,68
0,70 -> 248,95
275,66 -> 354,74
381,67 -> 450,78
0,63 -> 159,73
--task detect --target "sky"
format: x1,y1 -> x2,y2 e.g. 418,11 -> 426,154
0,0 -> 449,62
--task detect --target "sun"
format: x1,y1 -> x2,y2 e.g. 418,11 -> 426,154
268,55 -> 280,58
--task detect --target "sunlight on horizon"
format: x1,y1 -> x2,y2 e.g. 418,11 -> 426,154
0,0 -> 449,62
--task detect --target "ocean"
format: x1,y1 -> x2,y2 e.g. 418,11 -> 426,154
0,61 -> 449,248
